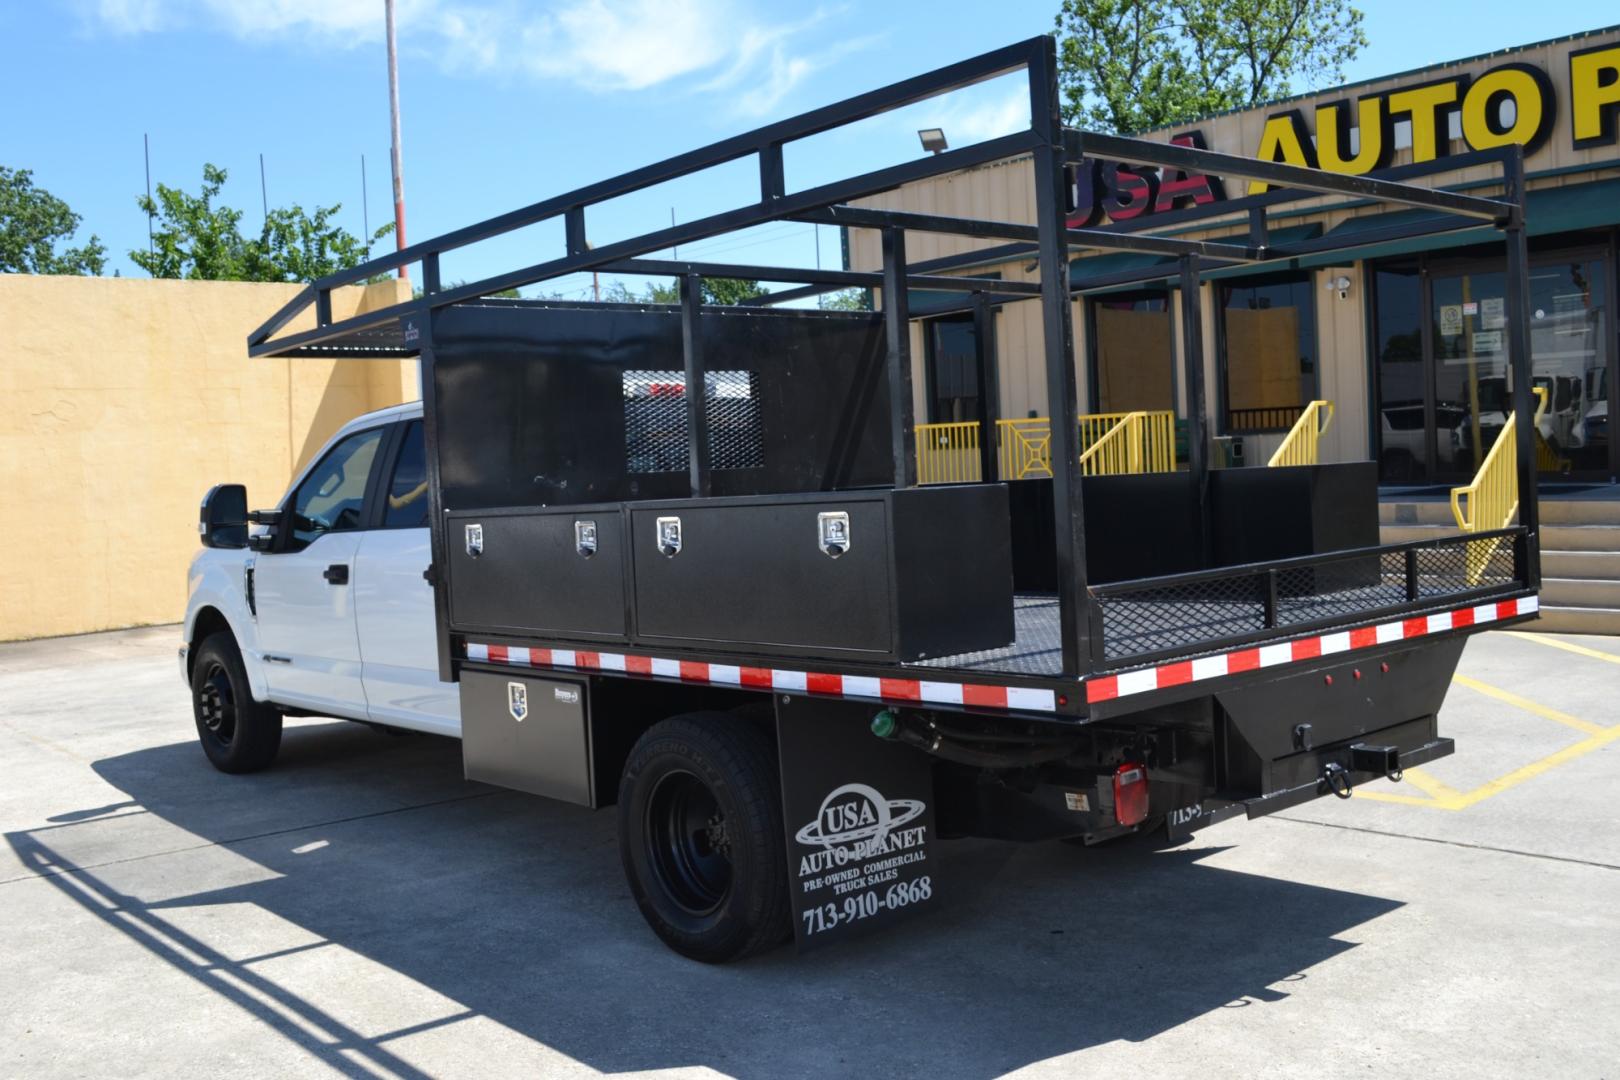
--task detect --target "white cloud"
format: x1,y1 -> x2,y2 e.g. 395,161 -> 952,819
77,0 -> 168,34
75,0 -> 866,111
933,85 -> 1031,144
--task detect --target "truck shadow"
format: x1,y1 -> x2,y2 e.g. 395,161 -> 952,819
11,721 -> 1402,1079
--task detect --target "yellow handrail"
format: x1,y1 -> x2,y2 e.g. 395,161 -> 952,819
914,420 -> 982,484
1450,386 -> 1547,583
1267,400 -> 1335,467
1077,411 -> 1144,475
917,411 -> 1177,484
996,418 -> 1053,480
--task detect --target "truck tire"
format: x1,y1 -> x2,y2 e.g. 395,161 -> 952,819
190,631 -> 283,774
618,713 -> 790,963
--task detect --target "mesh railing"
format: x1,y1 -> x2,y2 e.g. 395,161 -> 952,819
1089,528 -> 1526,665
623,370 -> 763,474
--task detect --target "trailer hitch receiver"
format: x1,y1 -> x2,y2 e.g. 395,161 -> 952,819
1350,743 -> 1402,780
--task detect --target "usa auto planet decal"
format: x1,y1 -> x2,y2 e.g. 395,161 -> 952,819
793,782 -> 933,938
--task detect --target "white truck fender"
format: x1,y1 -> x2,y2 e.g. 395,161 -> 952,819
183,553 -> 271,703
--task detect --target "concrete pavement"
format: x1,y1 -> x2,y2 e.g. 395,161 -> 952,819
1,624 -> 1616,1078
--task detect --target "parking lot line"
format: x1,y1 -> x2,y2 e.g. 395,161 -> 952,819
1502,631 -> 1620,665
1451,673 -> 1608,736
1355,671 -> 1620,812
1394,766 -> 1466,803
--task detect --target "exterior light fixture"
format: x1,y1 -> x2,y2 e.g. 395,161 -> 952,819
1325,274 -> 1352,299
918,128 -> 948,155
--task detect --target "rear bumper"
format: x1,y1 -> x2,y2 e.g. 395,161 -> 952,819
1166,732 -> 1456,840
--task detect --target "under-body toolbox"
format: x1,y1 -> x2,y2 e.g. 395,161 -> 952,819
460,670 -> 596,806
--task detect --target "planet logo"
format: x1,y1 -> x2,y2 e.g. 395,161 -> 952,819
795,783 -> 925,856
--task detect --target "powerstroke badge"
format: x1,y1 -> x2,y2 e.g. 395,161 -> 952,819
776,697 -> 937,951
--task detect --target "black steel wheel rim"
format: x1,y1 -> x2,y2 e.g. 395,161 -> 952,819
197,661 -> 237,748
645,769 -> 733,916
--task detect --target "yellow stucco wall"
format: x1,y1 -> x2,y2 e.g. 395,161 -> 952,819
0,275 -> 417,641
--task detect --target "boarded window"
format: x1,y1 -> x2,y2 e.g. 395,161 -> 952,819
1092,295 -> 1175,413
1220,276 -> 1317,433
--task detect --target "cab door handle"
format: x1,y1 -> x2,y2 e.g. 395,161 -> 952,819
323,564 -> 350,586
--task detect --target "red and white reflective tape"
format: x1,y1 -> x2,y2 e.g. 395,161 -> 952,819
465,594 -> 1536,715
462,643 -> 1058,713
1085,594 -> 1539,705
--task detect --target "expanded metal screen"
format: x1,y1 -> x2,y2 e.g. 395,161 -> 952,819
623,370 -> 764,474
1090,530 -> 1524,664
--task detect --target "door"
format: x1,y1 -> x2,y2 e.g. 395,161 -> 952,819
253,425 -> 387,713
920,317 -> 984,481
355,420 -> 459,734
925,317 -> 981,424
1377,250 -> 1615,484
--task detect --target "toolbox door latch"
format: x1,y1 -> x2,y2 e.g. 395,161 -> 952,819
575,519 -> 598,558
656,516 -> 682,557
817,511 -> 850,558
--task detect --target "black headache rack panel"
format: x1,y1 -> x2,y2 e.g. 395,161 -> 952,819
247,35 -> 1542,714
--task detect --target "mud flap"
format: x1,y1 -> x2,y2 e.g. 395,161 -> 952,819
775,695 -> 938,953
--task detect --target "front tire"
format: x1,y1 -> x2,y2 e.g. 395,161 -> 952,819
618,713 -> 790,963
190,631 -> 282,773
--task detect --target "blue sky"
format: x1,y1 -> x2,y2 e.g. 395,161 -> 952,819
3,1 -> 1615,301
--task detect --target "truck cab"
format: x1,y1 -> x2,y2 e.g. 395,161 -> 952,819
183,401 -> 457,772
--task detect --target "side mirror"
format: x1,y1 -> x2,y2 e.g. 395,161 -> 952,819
199,484 -> 248,549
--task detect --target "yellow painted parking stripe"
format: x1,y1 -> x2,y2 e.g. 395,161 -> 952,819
1355,789 -> 1447,807
1451,673 -> 1609,736
1443,723 -> 1620,809
1344,668 -> 1619,810
1501,631 -> 1620,666
1396,766 -> 1466,802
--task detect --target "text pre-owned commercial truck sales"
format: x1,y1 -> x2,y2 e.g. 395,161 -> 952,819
181,38 -> 1543,962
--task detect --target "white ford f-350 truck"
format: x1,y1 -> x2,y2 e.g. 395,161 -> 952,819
183,401 -> 459,772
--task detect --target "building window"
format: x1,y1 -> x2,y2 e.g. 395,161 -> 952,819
1218,274 -> 1318,433
1089,291 -> 1174,413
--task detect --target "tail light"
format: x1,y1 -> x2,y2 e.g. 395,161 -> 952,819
1113,762 -> 1150,827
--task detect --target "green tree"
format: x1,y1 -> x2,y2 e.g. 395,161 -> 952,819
821,288 -> 871,311
0,166 -> 107,275
603,278 -> 764,305
701,277 -> 765,305
1054,0 -> 1366,133
132,163 -> 393,282
415,278 -> 520,300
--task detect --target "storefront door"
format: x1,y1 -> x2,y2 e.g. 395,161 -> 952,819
1374,248 -> 1615,483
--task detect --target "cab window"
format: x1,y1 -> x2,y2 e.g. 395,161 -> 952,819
383,421 -> 429,528
288,427 -> 384,548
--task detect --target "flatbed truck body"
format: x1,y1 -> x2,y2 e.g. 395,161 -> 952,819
186,37 -> 1542,960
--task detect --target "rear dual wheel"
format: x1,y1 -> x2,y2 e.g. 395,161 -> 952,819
617,713 -> 790,963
